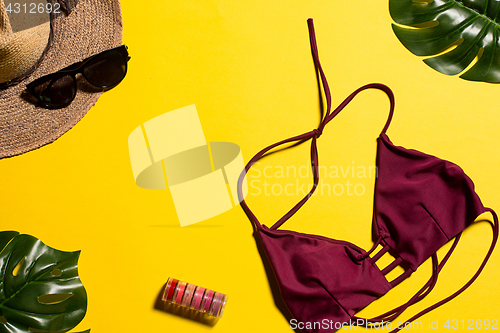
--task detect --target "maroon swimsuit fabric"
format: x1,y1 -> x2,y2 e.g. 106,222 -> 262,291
238,19 -> 498,333
375,133 -> 485,271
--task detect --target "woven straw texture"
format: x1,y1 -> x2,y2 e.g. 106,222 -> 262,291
0,0 -> 51,83
0,0 -> 122,158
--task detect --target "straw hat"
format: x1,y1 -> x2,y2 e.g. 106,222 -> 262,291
0,0 -> 122,158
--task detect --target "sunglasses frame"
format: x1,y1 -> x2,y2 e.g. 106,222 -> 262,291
27,45 -> 130,109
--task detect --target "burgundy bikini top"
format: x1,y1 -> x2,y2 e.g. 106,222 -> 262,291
237,19 -> 499,333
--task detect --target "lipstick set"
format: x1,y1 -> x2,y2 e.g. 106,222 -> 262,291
162,277 -> 228,318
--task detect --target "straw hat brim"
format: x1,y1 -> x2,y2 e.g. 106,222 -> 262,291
0,0 -> 122,158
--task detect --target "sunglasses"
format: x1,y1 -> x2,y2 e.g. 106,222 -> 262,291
27,45 -> 130,109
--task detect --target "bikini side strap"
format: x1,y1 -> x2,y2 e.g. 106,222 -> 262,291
386,208 -> 499,333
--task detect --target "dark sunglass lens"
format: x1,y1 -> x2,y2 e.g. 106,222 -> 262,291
30,74 -> 76,108
83,50 -> 127,88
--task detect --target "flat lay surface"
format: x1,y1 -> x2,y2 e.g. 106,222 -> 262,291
1,0 -> 500,332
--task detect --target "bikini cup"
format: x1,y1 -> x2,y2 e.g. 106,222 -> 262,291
237,19 -> 499,333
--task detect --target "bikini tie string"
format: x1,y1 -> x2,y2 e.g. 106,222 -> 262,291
312,128 -> 322,138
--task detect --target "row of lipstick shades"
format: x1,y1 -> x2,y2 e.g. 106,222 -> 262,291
162,277 -> 228,318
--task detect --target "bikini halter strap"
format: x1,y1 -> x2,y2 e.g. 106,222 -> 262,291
237,18 -> 395,230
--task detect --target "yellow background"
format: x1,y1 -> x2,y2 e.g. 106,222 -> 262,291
1,0 -> 500,332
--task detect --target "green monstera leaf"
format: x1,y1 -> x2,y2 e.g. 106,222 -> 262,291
390,0 -> 500,82
0,231 -> 88,333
